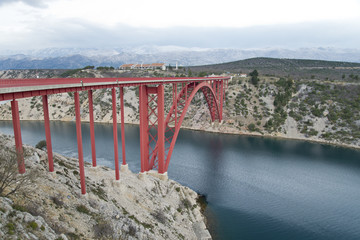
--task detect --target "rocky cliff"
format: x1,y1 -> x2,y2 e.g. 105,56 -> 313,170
0,133 -> 211,239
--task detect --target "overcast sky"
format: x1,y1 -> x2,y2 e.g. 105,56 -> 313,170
0,0 -> 360,52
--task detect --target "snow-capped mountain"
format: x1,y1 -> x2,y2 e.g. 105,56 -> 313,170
0,46 -> 359,69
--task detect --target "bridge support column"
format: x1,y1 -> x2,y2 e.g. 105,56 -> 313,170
112,88 -> 120,180
138,85 -> 166,173
173,83 -> 177,125
139,85 -> 149,173
220,80 -> 224,121
157,85 -> 165,174
74,92 -> 86,195
120,87 -> 127,167
11,100 -> 25,174
42,95 -> 54,172
88,90 -> 97,167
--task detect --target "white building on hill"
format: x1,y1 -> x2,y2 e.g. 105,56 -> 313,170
120,63 -> 166,71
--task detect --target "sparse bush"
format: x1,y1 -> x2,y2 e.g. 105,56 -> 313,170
27,221 -> 38,230
76,205 -> 90,215
35,140 -> 47,150
248,123 -> 256,131
311,106 -> 324,117
0,151 -> 37,197
66,232 -> 81,240
6,222 -> 16,235
151,209 -> 167,224
94,220 -> 114,239
97,66 -> 115,71
198,71 -> 207,77
327,109 -> 338,122
180,198 -> 191,209
91,186 -> 107,201
51,195 -> 65,207
60,69 -> 81,78
249,70 -> 259,86
308,129 -> 318,136
83,66 -> 95,70
12,204 -> 27,212
128,225 -> 137,236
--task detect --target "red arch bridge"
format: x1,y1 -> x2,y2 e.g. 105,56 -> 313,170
0,76 -> 230,194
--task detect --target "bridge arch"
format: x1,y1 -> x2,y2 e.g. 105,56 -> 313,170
148,81 -> 222,172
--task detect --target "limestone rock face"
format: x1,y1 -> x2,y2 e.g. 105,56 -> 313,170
0,133 -> 211,239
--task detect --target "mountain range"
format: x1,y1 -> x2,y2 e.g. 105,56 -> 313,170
0,46 -> 359,70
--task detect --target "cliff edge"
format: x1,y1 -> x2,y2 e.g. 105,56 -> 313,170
0,133 -> 211,239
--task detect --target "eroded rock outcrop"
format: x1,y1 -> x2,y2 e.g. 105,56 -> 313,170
0,133 -> 211,239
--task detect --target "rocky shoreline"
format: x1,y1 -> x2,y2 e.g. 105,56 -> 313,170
181,124 -> 360,150
0,133 -> 211,239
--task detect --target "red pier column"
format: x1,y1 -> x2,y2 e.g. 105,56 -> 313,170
220,80 -> 224,121
42,95 -> 54,172
11,100 -> 25,174
173,83 -> 177,125
139,85 -> 149,172
120,87 -> 126,166
157,85 -> 165,174
88,90 -> 97,167
112,88 -> 120,180
74,92 -> 86,195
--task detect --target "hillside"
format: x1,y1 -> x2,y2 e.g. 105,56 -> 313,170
0,62 -> 360,149
0,133 -> 210,239
190,57 -> 360,80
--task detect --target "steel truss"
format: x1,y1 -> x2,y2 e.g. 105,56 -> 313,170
139,80 -> 225,173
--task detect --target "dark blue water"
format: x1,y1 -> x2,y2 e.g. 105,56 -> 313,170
1,120 -> 360,240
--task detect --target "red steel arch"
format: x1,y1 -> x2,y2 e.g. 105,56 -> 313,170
147,81 -> 223,172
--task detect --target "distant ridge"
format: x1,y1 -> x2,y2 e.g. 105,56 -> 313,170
191,57 -> 360,80
0,47 -> 360,70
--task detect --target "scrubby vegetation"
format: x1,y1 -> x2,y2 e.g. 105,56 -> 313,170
0,150 -> 37,197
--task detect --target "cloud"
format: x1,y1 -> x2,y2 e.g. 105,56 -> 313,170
68,21 -> 359,50
0,0 -> 50,8
1,17 -> 360,52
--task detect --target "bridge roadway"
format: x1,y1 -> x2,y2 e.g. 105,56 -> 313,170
0,76 -> 230,194
0,77 -> 227,100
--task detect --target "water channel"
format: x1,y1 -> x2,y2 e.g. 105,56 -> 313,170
1,120 -> 360,240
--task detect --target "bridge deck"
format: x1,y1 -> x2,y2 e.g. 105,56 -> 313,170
0,77 -> 228,93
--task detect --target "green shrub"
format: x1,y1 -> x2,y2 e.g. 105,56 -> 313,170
248,123 -> 256,131
308,129 -> 318,136
60,69 -> 81,78
6,222 -> 16,235
76,205 -> 90,215
27,221 -> 38,230
12,204 -> 27,212
94,220 -> 114,239
311,106 -> 324,117
35,140 -> 47,150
